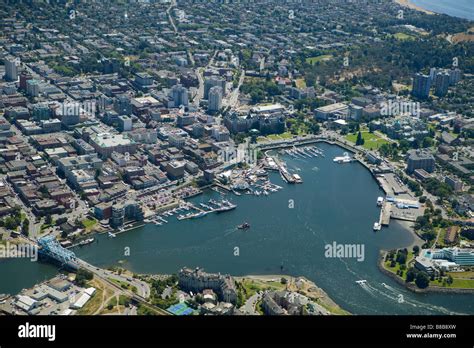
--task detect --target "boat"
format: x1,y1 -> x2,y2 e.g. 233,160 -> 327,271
333,152 -> 353,163
215,202 -> 237,213
355,280 -> 367,285
79,238 -> 94,246
108,232 -> 116,238
377,197 -> 384,207
159,217 -> 168,223
373,222 -> 381,231
190,211 -> 209,219
237,222 -> 250,230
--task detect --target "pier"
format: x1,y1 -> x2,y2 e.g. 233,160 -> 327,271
379,201 -> 392,226
271,156 -> 301,184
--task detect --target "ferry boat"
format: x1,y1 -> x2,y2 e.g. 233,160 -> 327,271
293,174 -> 303,183
373,222 -> 381,231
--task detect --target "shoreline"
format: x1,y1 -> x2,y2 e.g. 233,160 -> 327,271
378,252 -> 474,294
393,0 -> 434,15
394,219 -> 424,250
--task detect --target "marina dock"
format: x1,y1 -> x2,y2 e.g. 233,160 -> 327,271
379,201 -> 392,226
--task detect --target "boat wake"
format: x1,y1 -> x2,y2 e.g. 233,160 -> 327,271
358,281 -> 466,315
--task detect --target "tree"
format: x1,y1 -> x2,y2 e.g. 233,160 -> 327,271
396,252 -> 407,265
446,275 -> 453,285
415,272 -> 430,289
412,245 -> 420,255
355,131 -> 364,146
21,218 -> 29,237
406,268 -> 418,283
75,268 -> 94,287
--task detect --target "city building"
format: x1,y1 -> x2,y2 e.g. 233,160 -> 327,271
314,103 -> 348,120
4,56 -> 18,82
204,76 -> 226,99
412,73 -> 431,99
178,267 -> 237,304
208,86 -> 223,112
434,71 -> 450,97
89,133 -> 137,158
406,149 -> 435,174
171,84 -> 189,108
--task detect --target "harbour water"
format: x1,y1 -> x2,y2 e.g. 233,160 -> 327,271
410,0 -> 474,20
2,143 -> 474,314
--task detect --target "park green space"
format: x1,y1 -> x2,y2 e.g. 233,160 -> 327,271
393,32 -> 416,41
345,131 -> 390,150
305,55 -> 333,64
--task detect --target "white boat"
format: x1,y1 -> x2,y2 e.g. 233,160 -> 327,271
377,197 -> 384,207
108,232 -> 116,238
333,152 -> 353,163
373,222 -> 381,231
355,280 -> 367,285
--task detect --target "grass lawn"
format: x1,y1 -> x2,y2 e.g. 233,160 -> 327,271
305,55 -> 333,65
295,78 -> 306,89
432,278 -> 474,289
346,131 -> 390,150
238,278 -> 286,300
257,132 -> 295,142
81,218 -> 97,232
393,32 -> 416,41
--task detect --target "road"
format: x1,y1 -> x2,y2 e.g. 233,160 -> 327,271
77,259 -> 151,299
166,0 -> 178,33
240,292 -> 262,315
223,69 -> 245,108
192,50 -> 218,107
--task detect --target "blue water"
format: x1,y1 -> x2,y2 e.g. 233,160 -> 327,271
2,143 -> 474,314
71,143 -> 474,315
411,0 -> 474,20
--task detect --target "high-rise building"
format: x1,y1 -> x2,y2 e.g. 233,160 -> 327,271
208,86 -> 223,112
449,68 -> 462,86
26,79 -> 40,97
429,67 -> 439,83
171,84 -> 189,108
204,76 -> 226,99
114,94 -> 132,115
19,72 -> 32,90
434,71 -> 450,97
411,73 -> 431,99
4,56 -> 18,82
